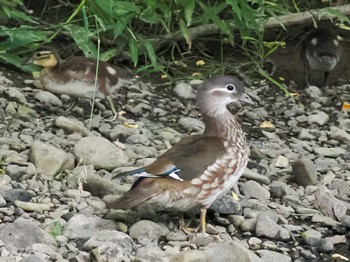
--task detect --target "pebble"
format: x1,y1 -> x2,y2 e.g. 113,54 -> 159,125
0,72 -> 348,261
314,147 -> 346,158
173,83 -> 196,99
307,111 -> 329,126
73,136 -> 129,170
129,220 -> 162,245
241,180 -> 270,200
292,158 -> 317,186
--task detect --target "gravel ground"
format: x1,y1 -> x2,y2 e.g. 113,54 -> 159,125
0,67 -> 349,262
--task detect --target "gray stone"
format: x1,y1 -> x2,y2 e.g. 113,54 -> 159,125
2,189 -> 32,202
190,232 -> 216,247
256,250 -> 291,262
242,168 -> 270,185
134,244 -> 169,262
63,214 -> 117,240
274,155 -> 289,168
55,116 -> 89,135
166,231 -> 188,242
255,213 -> 290,241
330,126 -> 350,143
240,218 -> 256,232
298,128 -> 315,140
314,147 -> 346,158
305,85 -> 322,97
125,144 -> 157,159
5,164 -> 26,180
302,229 -> 322,246
178,117 -> 205,131
247,237 -> 262,250
0,218 -> 56,252
29,141 -> 75,176
292,158 -> 317,186
317,238 -> 334,253
241,180 -> 270,200
109,124 -> 140,141
173,83 -> 196,99
307,111 -> 329,126
0,194 -> 6,207
205,240 -> 263,262
5,87 -> 27,103
73,137 -> 129,170
83,229 -> 134,252
90,241 -> 134,262
209,195 -> 241,214
170,250 -> 207,262
34,90 -> 62,106
20,254 -> 47,262
32,243 -> 57,257
269,183 -> 287,198
341,215 -> 350,228
129,220 -> 162,245
315,187 -> 346,221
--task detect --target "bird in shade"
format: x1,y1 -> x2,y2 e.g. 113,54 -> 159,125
301,27 -> 342,88
107,75 -> 255,233
28,47 -> 134,120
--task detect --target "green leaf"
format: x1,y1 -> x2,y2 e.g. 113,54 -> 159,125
2,6 -> 37,24
0,25 -> 48,50
49,221 -> 63,238
0,52 -> 37,73
100,48 -> 118,62
179,18 -> 191,49
66,24 -> 97,58
144,41 -> 158,69
183,0 -> 195,26
129,37 -> 138,67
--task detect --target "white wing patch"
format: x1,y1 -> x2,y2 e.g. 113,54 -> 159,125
106,66 -> 117,75
134,170 -> 183,181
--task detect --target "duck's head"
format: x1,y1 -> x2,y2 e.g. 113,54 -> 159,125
31,48 -> 60,68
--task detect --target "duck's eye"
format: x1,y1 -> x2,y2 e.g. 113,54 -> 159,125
226,84 -> 236,92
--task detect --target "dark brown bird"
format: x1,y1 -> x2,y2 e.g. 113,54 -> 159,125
301,27 -> 342,88
107,75 -> 255,233
29,48 -> 134,119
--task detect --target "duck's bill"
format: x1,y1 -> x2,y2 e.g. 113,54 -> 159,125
239,93 -> 255,105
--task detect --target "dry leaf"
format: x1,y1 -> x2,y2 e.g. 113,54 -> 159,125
196,60 -> 205,66
192,72 -> 202,77
342,102 -> 350,111
332,254 -> 349,261
173,60 -> 187,68
123,122 -> 138,128
260,120 -> 275,129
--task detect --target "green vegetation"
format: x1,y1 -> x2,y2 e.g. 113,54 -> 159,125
0,0 -> 349,89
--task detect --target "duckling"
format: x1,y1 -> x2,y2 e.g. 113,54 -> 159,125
30,48 -> 134,120
301,27 -> 342,88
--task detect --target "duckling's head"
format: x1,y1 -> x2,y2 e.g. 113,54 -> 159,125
31,49 -> 60,68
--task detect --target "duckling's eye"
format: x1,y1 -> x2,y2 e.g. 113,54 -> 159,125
226,84 -> 236,92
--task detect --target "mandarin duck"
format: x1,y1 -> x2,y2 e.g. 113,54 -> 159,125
29,47 -> 134,120
107,75 -> 255,233
301,27 -> 342,88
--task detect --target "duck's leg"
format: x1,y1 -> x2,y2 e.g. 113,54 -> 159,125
321,71 -> 329,90
179,212 -> 196,234
63,98 -> 78,115
199,207 -> 207,233
104,96 -> 118,122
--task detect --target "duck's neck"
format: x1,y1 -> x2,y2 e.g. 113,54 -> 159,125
202,110 -> 243,140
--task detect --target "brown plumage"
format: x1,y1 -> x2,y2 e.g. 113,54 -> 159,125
30,47 -> 134,119
108,75 -> 255,232
301,27 -> 342,88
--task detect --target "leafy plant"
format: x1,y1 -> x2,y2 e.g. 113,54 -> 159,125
0,0 -> 349,88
